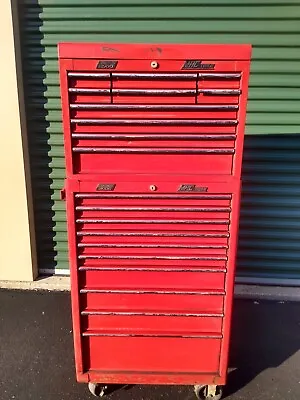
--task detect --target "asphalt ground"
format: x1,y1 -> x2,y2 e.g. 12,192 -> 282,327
1,289 -> 300,400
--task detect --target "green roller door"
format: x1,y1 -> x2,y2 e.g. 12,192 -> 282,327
19,0 -> 300,283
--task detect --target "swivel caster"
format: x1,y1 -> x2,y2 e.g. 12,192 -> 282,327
194,384 -> 223,400
88,383 -> 109,397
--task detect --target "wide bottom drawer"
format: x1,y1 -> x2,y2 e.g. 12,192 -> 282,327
74,153 -> 234,176
84,336 -> 221,373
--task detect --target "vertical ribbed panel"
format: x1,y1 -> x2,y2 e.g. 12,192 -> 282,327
239,134 -> 300,281
19,0 -> 300,282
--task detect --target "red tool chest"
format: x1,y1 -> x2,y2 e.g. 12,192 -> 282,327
59,43 -> 251,400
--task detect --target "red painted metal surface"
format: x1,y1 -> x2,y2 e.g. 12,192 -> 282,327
59,43 -> 251,388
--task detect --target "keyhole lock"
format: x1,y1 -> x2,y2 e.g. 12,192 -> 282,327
150,185 -> 157,191
151,61 -> 159,69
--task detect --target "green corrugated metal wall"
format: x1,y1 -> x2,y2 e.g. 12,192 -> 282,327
19,0 -> 300,282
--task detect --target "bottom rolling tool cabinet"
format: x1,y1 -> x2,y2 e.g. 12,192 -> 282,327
64,176 -> 241,400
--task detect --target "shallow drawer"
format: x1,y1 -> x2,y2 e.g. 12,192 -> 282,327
82,314 -> 223,336
81,292 -> 224,314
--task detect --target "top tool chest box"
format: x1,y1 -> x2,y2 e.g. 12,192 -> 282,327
59,43 -> 250,179
59,43 -> 251,400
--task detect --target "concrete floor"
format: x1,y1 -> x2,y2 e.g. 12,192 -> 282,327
1,289 -> 300,400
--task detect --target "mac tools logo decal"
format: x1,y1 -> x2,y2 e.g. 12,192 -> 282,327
182,60 -> 215,70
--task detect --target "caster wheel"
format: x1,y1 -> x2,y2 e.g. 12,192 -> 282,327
194,385 -> 223,400
88,383 -> 109,397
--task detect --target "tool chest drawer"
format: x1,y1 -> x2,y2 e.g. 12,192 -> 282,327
80,270 -> 226,291
81,314 -> 223,336
83,337 -> 221,373
81,292 -> 224,315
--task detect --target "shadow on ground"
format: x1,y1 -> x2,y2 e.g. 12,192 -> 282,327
225,299 -> 300,398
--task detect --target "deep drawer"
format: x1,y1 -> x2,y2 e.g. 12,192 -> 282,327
83,336 -> 221,373
80,270 -> 226,292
